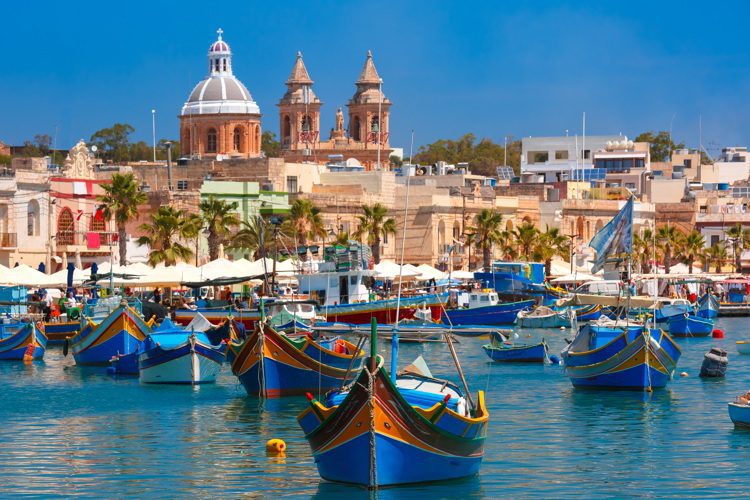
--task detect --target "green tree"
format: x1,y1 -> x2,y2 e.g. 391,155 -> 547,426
633,228 -> 655,273
704,242 -> 729,273
229,216 -> 270,259
465,209 -> 504,270
0,154 -> 11,166
679,230 -> 705,273
136,206 -> 195,266
285,199 -> 326,260
90,123 -> 135,162
533,225 -> 568,276
656,225 -> 684,273
353,203 -> 397,264
199,196 -> 241,261
261,131 -> 281,158
513,222 -> 540,261
634,131 -> 685,162
334,231 -> 351,245
724,224 -> 750,272
413,134 -> 521,176
97,173 -> 147,264
389,154 -> 403,169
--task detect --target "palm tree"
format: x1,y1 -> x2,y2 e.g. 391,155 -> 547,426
632,228 -> 655,273
465,209 -> 504,270
724,224 -> 750,272
705,242 -> 729,273
229,216 -> 269,259
136,206 -> 195,266
353,203 -> 397,264
334,231 -> 351,246
285,199 -> 326,260
533,226 -> 568,276
97,173 -> 146,265
656,225 -> 684,274
199,196 -> 241,261
679,230 -> 705,273
513,222 -> 540,260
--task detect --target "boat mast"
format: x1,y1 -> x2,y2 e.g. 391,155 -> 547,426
391,130 -> 414,378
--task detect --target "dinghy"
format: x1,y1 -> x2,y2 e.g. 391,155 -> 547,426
517,306 -> 571,328
482,331 -> 547,362
668,313 -> 713,337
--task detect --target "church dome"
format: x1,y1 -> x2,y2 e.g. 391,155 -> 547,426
181,29 -> 260,116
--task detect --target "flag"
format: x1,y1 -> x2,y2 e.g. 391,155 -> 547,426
588,197 -> 633,274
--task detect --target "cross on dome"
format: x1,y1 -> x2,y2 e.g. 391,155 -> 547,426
217,28 -> 224,40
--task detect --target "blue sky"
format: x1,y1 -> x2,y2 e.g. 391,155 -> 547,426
3,0 -> 750,156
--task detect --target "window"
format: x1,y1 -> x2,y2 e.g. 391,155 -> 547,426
583,149 -> 591,159
383,232 -> 389,244
282,116 -> 291,144
286,176 -> 298,194
480,296 -> 489,302
711,235 -> 720,246
206,128 -> 217,153
351,116 -> 361,141
177,180 -> 188,191
350,276 -> 357,285
625,182 -> 636,190
636,158 -> 645,169
528,151 -> 549,164
57,208 -> 74,245
555,150 -> 569,160
684,159 -> 692,168
233,127 -> 242,151
301,115 -> 312,132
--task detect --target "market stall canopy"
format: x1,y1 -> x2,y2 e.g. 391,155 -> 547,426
414,264 -> 447,281
48,267 -> 88,286
374,261 -> 420,279
3,264 -> 60,287
449,270 -> 475,280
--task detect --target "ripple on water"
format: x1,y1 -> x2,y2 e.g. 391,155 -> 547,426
1,318 -> 750,497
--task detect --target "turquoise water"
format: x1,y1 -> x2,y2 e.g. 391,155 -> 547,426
1,318 -> 750,498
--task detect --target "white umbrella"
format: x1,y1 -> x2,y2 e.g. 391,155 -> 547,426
415,264 -> 447,281
374,261 -> 420,279
3,264 -> 59,287
449,270 -> 475,281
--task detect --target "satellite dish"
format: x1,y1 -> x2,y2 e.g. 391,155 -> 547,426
91,145 -> 98,152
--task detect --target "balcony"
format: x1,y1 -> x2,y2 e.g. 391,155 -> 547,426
0,232 -> 17,248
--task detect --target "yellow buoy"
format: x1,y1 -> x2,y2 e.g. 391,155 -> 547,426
266,439 -> 287,454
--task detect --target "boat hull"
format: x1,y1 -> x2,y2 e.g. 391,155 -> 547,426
0,323 -> 47,360
139,341 -> 225,384
729,403 -> 750,427
518,313 -> 570,329
482,342 -> 546,362
43,321 -> 80,343
230,325 -> 363,397
563,326 -> 681,390
70,306 -> 149,366
297,357 -> 488,487
321,294 -> 447,324
668,314 -> 713,337
443,299 -> 535,326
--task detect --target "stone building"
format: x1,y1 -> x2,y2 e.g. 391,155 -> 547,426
179,29 -> 262,159
279,51 -> 392,169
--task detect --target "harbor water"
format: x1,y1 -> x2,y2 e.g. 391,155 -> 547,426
2,318 -> 750,498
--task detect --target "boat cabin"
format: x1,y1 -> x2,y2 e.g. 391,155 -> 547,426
465,289 -> 499,309
297,269 -> 374,307
473,261 -> 545,293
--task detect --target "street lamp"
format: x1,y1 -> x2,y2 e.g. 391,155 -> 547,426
151,109 -> 157,162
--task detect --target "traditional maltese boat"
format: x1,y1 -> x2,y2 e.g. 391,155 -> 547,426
297,322 -> 489,487
69,301 -> 151,366
229,321 -> 364,397
0,321 -> 47,360
482,331 -> 547,362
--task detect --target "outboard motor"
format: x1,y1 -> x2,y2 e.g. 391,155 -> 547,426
700,347 -> 728,378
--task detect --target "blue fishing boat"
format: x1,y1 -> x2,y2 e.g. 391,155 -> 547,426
442,290 -> 534,325
139,318 -> 226,384
696,293 -> 719,319
562,323 -> 681,389
482,331 -> 547,362
572,304 -> 603,322
297,322 -> 489,487
668,314 -> 713,337
0,321 -> 47,360
653,299 -> 693,323
69,301 -> 151,366
43,320 -> 80,344
229,322 -> 364,397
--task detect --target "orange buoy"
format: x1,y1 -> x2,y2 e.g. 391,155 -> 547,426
712,329 -> 724,339
266,439 -> 287,455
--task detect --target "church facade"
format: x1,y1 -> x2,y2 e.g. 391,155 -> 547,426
278,51 -> 392,169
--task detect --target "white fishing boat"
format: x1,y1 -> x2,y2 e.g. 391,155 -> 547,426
138,318 -> 226,384
517,306 -> 571,328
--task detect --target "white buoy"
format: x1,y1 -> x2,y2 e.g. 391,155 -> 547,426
680,372 -> 688,377
513,332 -> 519,339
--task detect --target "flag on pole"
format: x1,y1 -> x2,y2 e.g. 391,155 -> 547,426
588,197 -> 634,274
